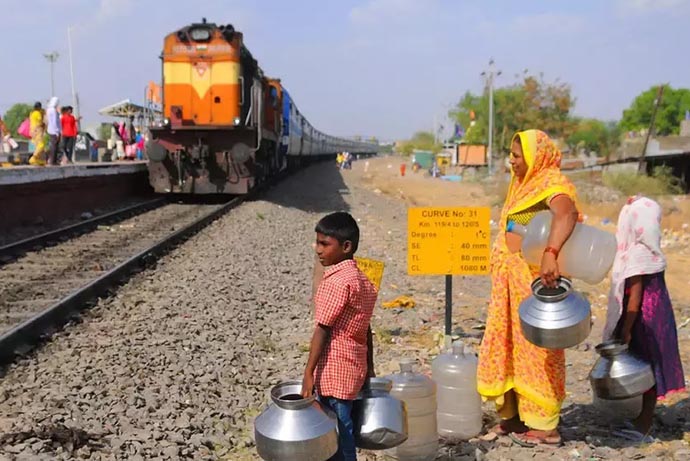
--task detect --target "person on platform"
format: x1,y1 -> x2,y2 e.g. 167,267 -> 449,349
128,116 -> 136,143
111,122 -> 125,160
28,102 -> 46,166
60,106 -> 78,164
45,97 -> 61,166
135,128 -> 145,160
477,129 -> 579,447
0,114 -> 8,156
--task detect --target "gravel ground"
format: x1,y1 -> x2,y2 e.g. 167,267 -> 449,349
0,159 -> 688,460
0,197 -> 154,247
0,203 -> 219,333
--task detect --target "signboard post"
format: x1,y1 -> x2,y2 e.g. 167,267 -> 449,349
408,207 -> 491,339
355,257 -> 385,291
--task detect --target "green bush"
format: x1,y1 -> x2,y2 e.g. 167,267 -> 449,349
3,103 -> 32,137
603,165 -> 683,197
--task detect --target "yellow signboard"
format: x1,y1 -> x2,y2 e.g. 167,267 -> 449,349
355,257 -> 385,290
408,207 -> 491,275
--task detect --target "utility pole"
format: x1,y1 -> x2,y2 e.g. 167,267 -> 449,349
638,84 -> 665,174
481,59 -> 501,174
43,51 -> 59,96
434,114 -> 438,145
68,27 -> 80,122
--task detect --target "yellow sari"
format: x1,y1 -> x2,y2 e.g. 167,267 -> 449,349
29,110 -> 46,165
476,130 -> 577,431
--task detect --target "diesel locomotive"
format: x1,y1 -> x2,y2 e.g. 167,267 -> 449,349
146,19 -> 378,194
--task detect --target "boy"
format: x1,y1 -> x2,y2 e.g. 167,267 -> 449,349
60,106 -> 78,164
301,212 -> 377,461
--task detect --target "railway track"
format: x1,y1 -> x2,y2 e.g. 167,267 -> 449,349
0,195 -> 246,365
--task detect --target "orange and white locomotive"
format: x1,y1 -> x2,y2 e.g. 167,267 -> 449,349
146,19 -> 377,194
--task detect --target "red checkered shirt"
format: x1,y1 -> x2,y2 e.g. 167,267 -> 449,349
314,259 -> 378,400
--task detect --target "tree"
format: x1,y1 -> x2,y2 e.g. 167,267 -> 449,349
449,73 -> 575,153
567,118 -> 620,158
97,123 -> 112,141
3,103 -> 32,137
620,85 -> 690,136
398,130 -> 442,155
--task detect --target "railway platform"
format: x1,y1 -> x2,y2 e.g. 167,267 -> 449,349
0,161 -> 153,233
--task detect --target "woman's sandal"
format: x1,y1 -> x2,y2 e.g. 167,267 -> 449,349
488,420 -> 528,437
612,428 -> 656,444
509,430 -> 562,447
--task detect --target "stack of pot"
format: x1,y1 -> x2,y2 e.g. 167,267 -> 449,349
254,379 -> 408,461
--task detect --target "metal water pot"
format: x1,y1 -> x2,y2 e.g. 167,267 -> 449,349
589,340 -> 655,400
353,378 -> 408,450
254,381 -> 338,461
519,277 -> 591,349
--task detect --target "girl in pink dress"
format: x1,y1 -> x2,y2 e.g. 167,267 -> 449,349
604,195 -> 685,442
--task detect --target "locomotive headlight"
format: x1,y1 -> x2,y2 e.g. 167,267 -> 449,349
233,117 -> 241,126
189,27 -> 211,42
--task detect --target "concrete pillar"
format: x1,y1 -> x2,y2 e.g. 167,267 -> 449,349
680,120 -> 690,137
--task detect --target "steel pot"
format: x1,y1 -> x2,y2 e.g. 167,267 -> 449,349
589,340 -> 655,400
519,277 -> 591,349
353,377 -> 408,450
254,381 -> 338,461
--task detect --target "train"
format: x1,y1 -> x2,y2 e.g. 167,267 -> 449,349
146,19 -> 378,194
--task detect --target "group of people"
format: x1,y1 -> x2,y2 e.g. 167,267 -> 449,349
1,101 -> 147,166
27,97 -> 79,166
111,116 -> 145,160
0,115 -> 19,157
477,129 -> 684,446
336,152 -> 353,170
302,129 -> 684,461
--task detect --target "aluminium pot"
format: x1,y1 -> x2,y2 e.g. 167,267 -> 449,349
589,340 -> 655,400
353,378 -> 408,450
254,381 -> 337,461
519,277 -> 591,349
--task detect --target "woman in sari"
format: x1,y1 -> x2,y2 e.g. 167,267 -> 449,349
29,102 -> 46,166
477,129 -> 579,446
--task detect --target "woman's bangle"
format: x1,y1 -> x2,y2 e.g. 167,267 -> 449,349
544,246 -> 559,258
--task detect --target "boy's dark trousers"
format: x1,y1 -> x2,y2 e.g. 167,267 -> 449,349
319,396 -> 357,461
60,136 -> 75,162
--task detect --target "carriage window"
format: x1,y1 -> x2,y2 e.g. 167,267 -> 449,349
239,77 -> 244,105
270,87 -> 278,108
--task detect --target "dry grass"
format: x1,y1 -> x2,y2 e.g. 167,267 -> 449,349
603,166 -> 684,197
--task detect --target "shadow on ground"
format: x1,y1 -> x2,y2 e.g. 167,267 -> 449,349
261,161 -> 351,214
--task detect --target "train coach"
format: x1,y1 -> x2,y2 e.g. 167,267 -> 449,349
146,19 -> 378,194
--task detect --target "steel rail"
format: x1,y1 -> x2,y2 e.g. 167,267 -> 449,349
0,198 -> 166,265
0,196 -> 243,365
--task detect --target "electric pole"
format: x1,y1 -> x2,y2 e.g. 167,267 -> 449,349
43,51 -> 60,96
638,84 -> 665,174
481,59 -> 501,174
68,27 -> 80,119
